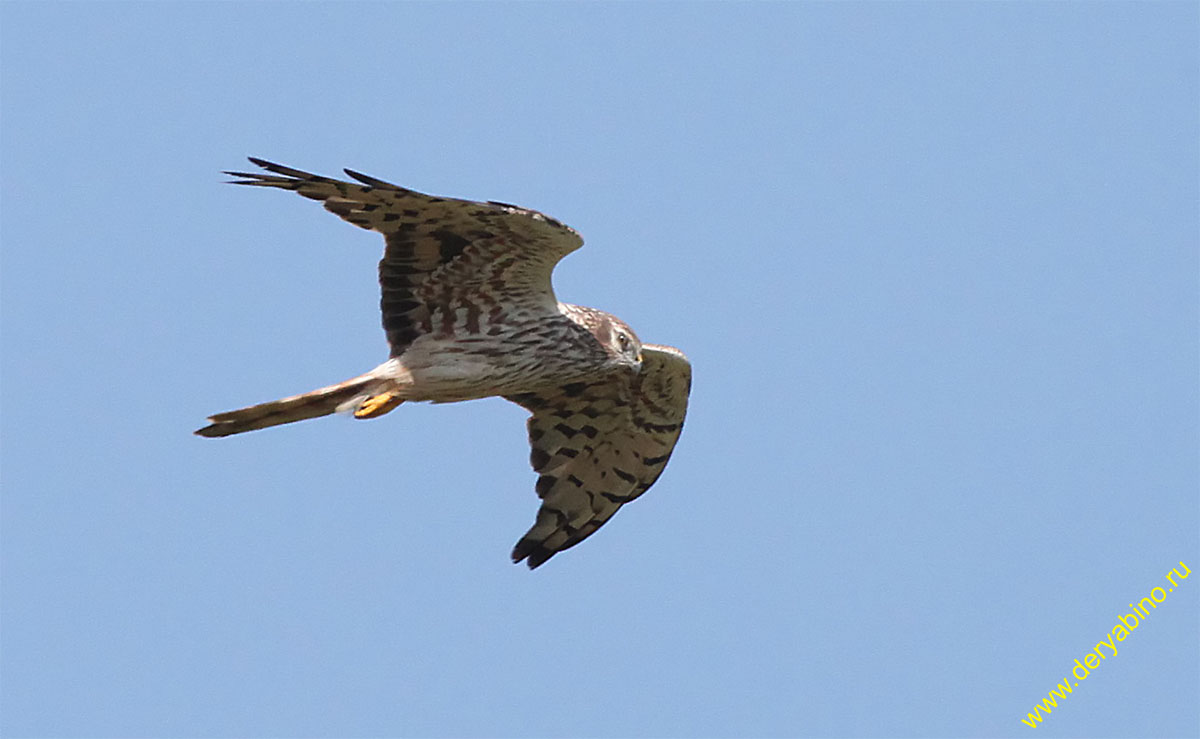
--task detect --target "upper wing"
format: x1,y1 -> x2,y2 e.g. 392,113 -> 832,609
504,345 -> 692,568
226,158 -> 584,356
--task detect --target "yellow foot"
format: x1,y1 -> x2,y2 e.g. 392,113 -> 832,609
354,391 -> 403,419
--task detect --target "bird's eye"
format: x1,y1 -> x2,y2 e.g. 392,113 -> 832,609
616,332 -> 629,351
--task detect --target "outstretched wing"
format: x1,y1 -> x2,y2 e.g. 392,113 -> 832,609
504,345 -> 692,568
225,158 -> 584,356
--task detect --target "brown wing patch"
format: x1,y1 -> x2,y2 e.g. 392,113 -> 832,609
504,346 -> 692,568
225,158 -> 584,356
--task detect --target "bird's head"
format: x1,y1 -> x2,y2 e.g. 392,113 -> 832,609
603,315 -> 644,370
560,303 -> 644,372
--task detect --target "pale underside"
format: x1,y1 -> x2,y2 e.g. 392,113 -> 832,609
197,159 -> 691,568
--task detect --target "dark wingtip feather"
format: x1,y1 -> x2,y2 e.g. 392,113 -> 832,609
244,158 -> 327,181
512,540 -> 555,569
222,170 -> 274,186
344,168 -> 401,190
511,541 -> 532,565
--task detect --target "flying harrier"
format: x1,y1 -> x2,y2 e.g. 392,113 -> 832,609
196,159 -> 692,569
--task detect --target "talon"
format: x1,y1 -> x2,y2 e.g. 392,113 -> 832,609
354,391 -> 403,419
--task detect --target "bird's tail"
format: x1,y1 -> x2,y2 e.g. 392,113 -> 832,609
194,372 -> 404,438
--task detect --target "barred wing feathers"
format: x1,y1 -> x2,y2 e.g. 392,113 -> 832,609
225,158 -> 584,356
505,345 -> 692,568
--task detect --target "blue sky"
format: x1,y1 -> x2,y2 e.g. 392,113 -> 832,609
2,3 -> 1196,737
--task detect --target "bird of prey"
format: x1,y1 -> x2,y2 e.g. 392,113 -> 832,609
196,159 -> 692,569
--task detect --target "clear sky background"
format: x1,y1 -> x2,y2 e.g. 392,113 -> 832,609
2,3 -> 1196,738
